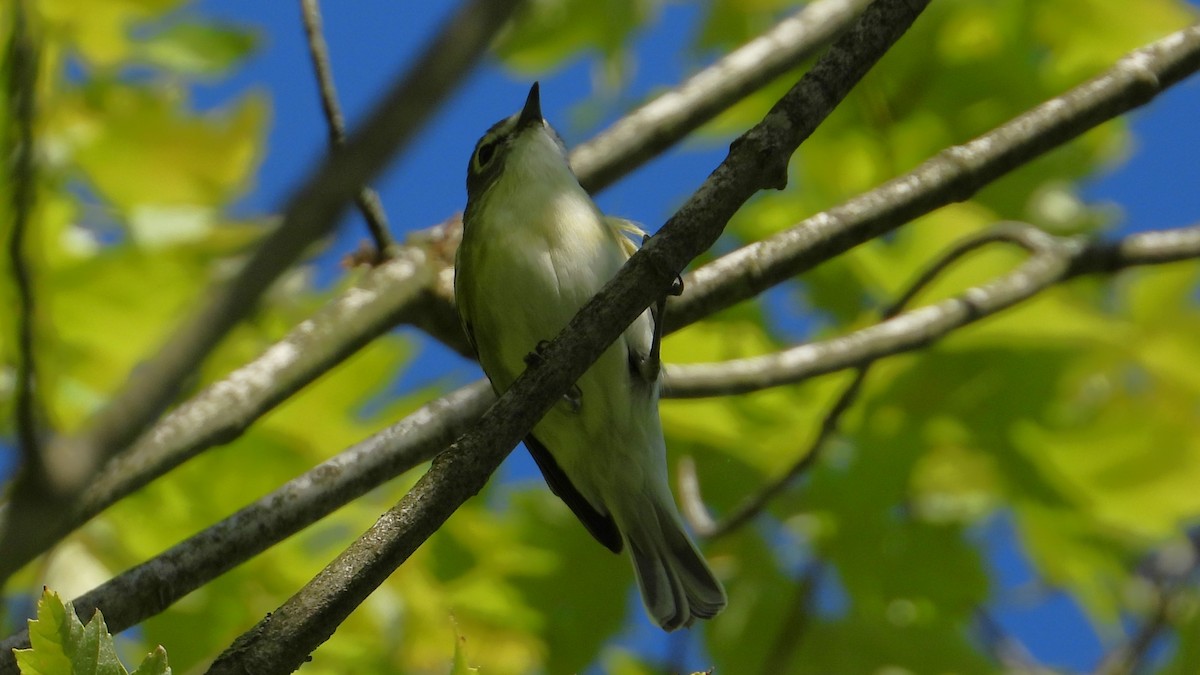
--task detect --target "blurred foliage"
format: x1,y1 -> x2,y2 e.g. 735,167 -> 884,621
2,0 -> 1200,674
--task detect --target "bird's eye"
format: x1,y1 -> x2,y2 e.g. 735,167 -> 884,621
476,140 -> 497,168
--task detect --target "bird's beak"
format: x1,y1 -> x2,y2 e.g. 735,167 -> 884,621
517,81 -> 542,130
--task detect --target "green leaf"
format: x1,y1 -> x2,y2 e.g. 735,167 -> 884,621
13,588 -> 171,675
136,22 -> 258,76
13,589 -> 74,675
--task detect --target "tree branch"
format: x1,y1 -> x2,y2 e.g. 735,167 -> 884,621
666,23 -> 1200,331
204,1 -> 929,670
0,246 -> 437,578
0,0 -> 522,585
664,224 -> 1052,399
680,222 -> 1200,537
0,382 -> 493,674
571,0 -> 872,193
5,0 -> 43,488
300,0 -> 394,259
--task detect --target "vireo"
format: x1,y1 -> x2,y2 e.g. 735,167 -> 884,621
455,83 -> 726,631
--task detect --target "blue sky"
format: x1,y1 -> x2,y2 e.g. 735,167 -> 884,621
6,0 -> 1198,670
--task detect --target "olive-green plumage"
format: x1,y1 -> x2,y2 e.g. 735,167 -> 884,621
454,83 -> 726,631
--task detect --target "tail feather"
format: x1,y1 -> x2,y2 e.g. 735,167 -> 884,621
624,496 -> 727,631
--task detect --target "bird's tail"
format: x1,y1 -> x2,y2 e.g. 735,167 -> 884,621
621,491 -> 727,631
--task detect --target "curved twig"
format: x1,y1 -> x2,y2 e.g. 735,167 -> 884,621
300,0 -> 394,259
663,223 -> 1055,399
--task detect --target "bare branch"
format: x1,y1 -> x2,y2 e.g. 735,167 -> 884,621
300,0 -> 394,259
204,2 -> 930,670
666,23 -> 1200,331
666,223 -> 1200,398
0,246 -> 438,577
0,0 -> 522,584
571,0 -> 872,193
0,382 -> 493,674
5,0 -> 43,484
663,224 -> 1053,399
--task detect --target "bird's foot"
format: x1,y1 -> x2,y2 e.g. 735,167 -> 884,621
525,340 -> 582,412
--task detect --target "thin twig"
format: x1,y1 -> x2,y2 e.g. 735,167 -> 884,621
0,382 -> 493,672
205,2 -> 930,671
6,0 -> 43,481
300,0 -> 394,259
0,0 -> 523,586
662,223 -> 1056,399
686,224 -> 1058,539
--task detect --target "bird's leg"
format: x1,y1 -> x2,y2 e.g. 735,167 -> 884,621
525,340 -> 582,412
634,235 -> 684,384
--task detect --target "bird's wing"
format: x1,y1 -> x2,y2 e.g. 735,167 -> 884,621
525,433 -> 623,553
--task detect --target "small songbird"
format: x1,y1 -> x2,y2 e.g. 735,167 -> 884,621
454,83 -> 726,630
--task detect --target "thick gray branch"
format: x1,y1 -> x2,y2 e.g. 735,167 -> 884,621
205,2 -> 929,671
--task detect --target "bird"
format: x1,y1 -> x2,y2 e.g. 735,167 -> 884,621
453,82 -> 726,631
